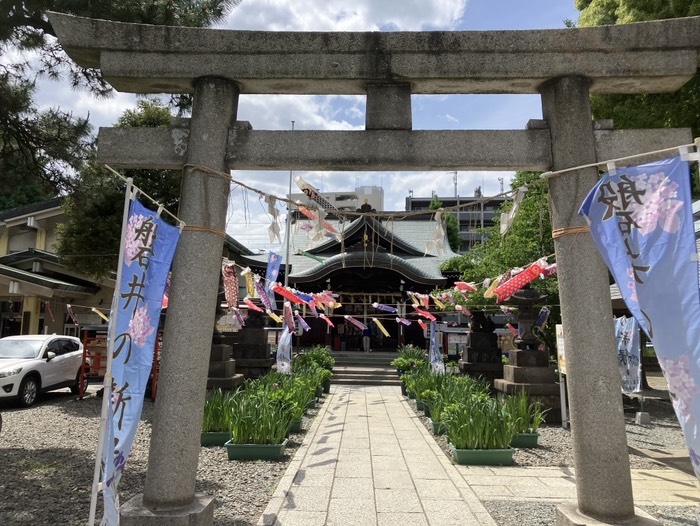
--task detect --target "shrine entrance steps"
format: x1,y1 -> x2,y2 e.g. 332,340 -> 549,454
330,351 -> 401,386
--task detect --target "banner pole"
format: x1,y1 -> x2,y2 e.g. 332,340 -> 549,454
88,178 -> 134,526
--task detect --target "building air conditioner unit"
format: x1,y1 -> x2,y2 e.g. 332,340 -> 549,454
9,281 -> 21,294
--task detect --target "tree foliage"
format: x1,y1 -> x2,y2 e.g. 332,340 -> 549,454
439,173 -> 560,350
0,1 -> 241,203
55,99 -> 182,278
442,173 -> 556,298
576,0 -> 700,139
428,195 -> 462,252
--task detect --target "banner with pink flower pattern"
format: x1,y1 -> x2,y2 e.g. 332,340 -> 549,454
101,199 -> 181,525
580,155 -> 700,479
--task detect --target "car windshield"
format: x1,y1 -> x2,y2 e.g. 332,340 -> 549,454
0,339 -> 43,359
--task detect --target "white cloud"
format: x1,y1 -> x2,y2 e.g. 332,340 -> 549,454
443,113 -> 459,124
222,0 -> 467,31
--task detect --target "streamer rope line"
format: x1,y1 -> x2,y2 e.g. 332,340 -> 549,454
540,138 -> 699,181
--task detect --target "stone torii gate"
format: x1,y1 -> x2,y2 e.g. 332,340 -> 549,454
49,12 -> 699,526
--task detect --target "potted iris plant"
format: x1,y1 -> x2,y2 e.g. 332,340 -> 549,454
201,388 -> 234,447
443,397 -> 517,466
506,391 -> 547,448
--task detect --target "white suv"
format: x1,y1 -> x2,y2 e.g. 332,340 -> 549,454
0,335 -> 85,407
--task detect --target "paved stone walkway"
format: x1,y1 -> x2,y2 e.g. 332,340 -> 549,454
258,385 -> 700,526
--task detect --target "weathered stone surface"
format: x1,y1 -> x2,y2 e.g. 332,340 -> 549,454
142,78 -> 239,514
120,493 -> 215,526
365,83 -> 412,130
510,350 -> 549,367
504,364 -> 557,384
49,13 -> 699,95
207,360 -> 236,378
557,502 -> 661,526
209,344 -> 232,362
494,379 -> 561,396
206,375 -> 244,391
541,76 -> 635,522
96,126 -> 692,172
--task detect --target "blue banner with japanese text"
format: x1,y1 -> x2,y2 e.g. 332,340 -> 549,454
101,199 -> 181,525
429,321 -> 445,374
264,252 -> 282,311
579,155 -> 700,479
614,316 -> 641,394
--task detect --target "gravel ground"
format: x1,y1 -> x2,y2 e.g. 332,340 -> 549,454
0,385 -> 698,525
413,389 -> 700,526
0,386 -> 317,526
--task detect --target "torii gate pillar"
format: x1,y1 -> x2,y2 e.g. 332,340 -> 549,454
120,77 -> 239,525
540,76 -> 659,526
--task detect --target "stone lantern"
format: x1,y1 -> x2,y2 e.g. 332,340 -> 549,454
494,285 -> 560,422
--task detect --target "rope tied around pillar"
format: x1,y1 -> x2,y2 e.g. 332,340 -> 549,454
552,225 -> 590,253
182,225 -> 226,238
551,226 -> 590,239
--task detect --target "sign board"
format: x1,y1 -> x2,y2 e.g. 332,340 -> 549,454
556,323 -> 566,375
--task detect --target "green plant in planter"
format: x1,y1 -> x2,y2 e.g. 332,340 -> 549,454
396,344 -> 427,362
202,388 -> 234,433
228,389 -> 294,445
390,356 -> 413,373
443,398 -> 516,450
296,345 -> 335,371
506,391 -> 548,434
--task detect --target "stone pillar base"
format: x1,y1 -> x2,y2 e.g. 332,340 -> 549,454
120,493 -> 215,526
557,502 -> 661,525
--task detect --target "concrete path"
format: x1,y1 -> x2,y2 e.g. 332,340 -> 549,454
257,385 -> 700,526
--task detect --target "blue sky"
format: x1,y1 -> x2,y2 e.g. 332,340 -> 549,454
35,0 -> 581,252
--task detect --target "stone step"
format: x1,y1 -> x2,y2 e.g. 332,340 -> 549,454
331,351 -> 398,367
331,364 -> 402,386
333,377 -> 402,386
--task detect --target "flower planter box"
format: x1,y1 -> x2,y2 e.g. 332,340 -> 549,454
289,418 -> 303,434
225,438 -> 288,461
407,390 -> 416,400
322,379 -> 331,394
428,418 -> 446,436
510,432 -> 539,448
306,398 -> 317,409
400,383 -> 407,397
315,386 -> 323,398
416,399 -> 426,412
450,444 -> 514,466
200,431 -> 230,447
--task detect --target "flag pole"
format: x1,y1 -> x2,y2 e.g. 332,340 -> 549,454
88,178 -> 134,526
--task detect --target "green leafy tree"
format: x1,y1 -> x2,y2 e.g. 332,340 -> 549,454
575,0 -> 700,139
55,99 -> 182,278
440,173 -> 560,349
0,1 -> 241,203
428,195 -> 462,252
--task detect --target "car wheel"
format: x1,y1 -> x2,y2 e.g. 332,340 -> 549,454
18,376 -> 39,407
70,369 -> 87,395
